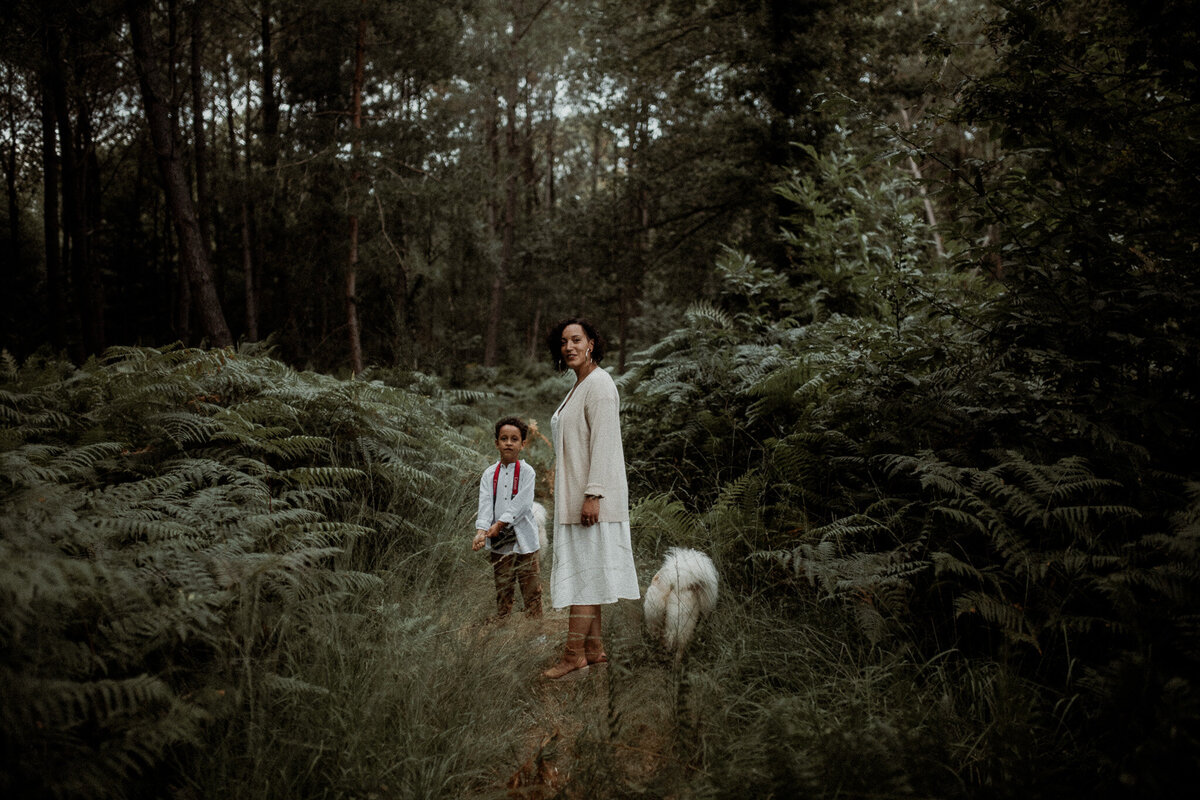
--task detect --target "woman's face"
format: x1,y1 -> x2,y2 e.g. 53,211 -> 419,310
560,324 -> 593,371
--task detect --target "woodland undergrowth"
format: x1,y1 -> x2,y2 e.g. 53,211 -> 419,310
0,344 -> 498,798
618,123 -> 1200,796
1,340 -> 1132,800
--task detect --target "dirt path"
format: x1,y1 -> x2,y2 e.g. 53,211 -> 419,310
475,601 -> 681,799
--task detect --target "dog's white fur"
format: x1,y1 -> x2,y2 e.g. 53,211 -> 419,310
533,501 -> 548,554
643,547 -> 719,658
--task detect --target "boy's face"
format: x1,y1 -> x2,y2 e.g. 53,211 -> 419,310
495,424 -> 525,464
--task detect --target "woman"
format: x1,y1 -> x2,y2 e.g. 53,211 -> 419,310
543,317 -> 640,679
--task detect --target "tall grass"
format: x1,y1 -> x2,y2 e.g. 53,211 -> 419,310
183,541 -> 559,799
553,585 -> 1075,799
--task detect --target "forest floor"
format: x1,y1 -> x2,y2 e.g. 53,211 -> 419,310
458,565 -> 683,799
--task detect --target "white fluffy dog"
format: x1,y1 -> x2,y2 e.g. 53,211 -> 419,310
533,501 -> 548,554
643,547 -> 719,659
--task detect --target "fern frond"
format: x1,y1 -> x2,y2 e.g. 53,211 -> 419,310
150,411 -> 221,449
0,349 -> 18,380
931,551 -> 985,582
684,301 -> 732,329
94,517 -> 197,545
277,466 -> 367,487
954,591 -> 1039,650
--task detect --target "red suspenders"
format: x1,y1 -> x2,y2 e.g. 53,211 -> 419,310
492,460 -> 520,503
491,461 -> 521,523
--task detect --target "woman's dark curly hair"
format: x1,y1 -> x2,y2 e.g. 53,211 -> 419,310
546,317 -> 606,372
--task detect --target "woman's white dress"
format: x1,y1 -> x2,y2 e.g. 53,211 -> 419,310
549,389 -> 640,608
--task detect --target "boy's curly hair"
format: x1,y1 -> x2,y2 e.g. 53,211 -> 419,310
495,416 -> 529,441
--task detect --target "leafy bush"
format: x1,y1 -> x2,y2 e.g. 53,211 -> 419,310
621,101 -> 1200,789
0,344 -> 479,798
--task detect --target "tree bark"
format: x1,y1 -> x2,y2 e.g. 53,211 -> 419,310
48,27 -> 103,357
345,12 -> 367,375
484,3 -> 524,368
241,204 -> 258,341
38,44 -> 66,351
3,65 -> 19,270
221,56 -> 258,341
374,190 -> 410,366
77,96 -> 104,352
260,2 -> 280,170
900,108 -> 945,258
545,81 -> 556,210
189,1 -> 214,261
129,0 -> 233,348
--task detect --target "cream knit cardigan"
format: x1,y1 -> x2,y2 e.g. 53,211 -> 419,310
553,367 -> 630,524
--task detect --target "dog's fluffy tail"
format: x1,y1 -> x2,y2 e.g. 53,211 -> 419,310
532,501 -> 548,553
643,547 -> 719,657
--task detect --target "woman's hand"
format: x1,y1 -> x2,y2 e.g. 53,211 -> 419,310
581,495 -> 600,526
472,530 -> 487,551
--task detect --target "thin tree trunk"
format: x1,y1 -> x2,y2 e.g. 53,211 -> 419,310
345,12 -> 367,375
484,11 -> 521,368
527,299 -> 542,362
38,48 -> 66,351
545,82 -> 556,210
3,65 -> 19,268
241,204 -> 258,341
78,101 -> 104,351
222,56 -> 258,341
374,191 -> 410,365
521,79 -> 537,216
260,3 -> 279,170
900,108 -> 945,258
177,225 -> 191,341
255,2 -> 278,339
129,0 -> 232,347
591,124 -> 602,197
189,1 -> 213,261
49,31 -> 97,356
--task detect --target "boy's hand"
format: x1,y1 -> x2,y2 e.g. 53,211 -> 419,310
472,530 -> 487,551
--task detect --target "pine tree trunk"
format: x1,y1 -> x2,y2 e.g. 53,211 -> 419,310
345,13 -> 367,375
3,66 -> 19,269
48,32 -> 95,356
374,189 -> 410,367
189,1 -> 213,260
222,57 -> 258,342
129,0 -> 232,348
484,10 -> 522,368
38,47 -> 66,351
260,3 -> 279,170
241,203 -> 258,341
77,105 -> 104,352
545,82 -> 556,210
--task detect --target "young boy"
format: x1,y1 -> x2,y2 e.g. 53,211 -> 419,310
473,416 -> 542,619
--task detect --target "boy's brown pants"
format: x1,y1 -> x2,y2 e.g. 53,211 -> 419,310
490,550 -> 542,618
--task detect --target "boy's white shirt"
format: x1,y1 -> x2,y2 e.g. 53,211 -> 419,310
475,458 -> 539,554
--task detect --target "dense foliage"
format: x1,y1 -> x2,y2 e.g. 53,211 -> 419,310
0,345 -> 479,797
620,0 -> 1200,793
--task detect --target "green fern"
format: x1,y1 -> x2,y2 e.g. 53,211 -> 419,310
1,345 -> 478,798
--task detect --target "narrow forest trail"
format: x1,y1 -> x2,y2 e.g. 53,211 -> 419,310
456,557 -> 685,799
